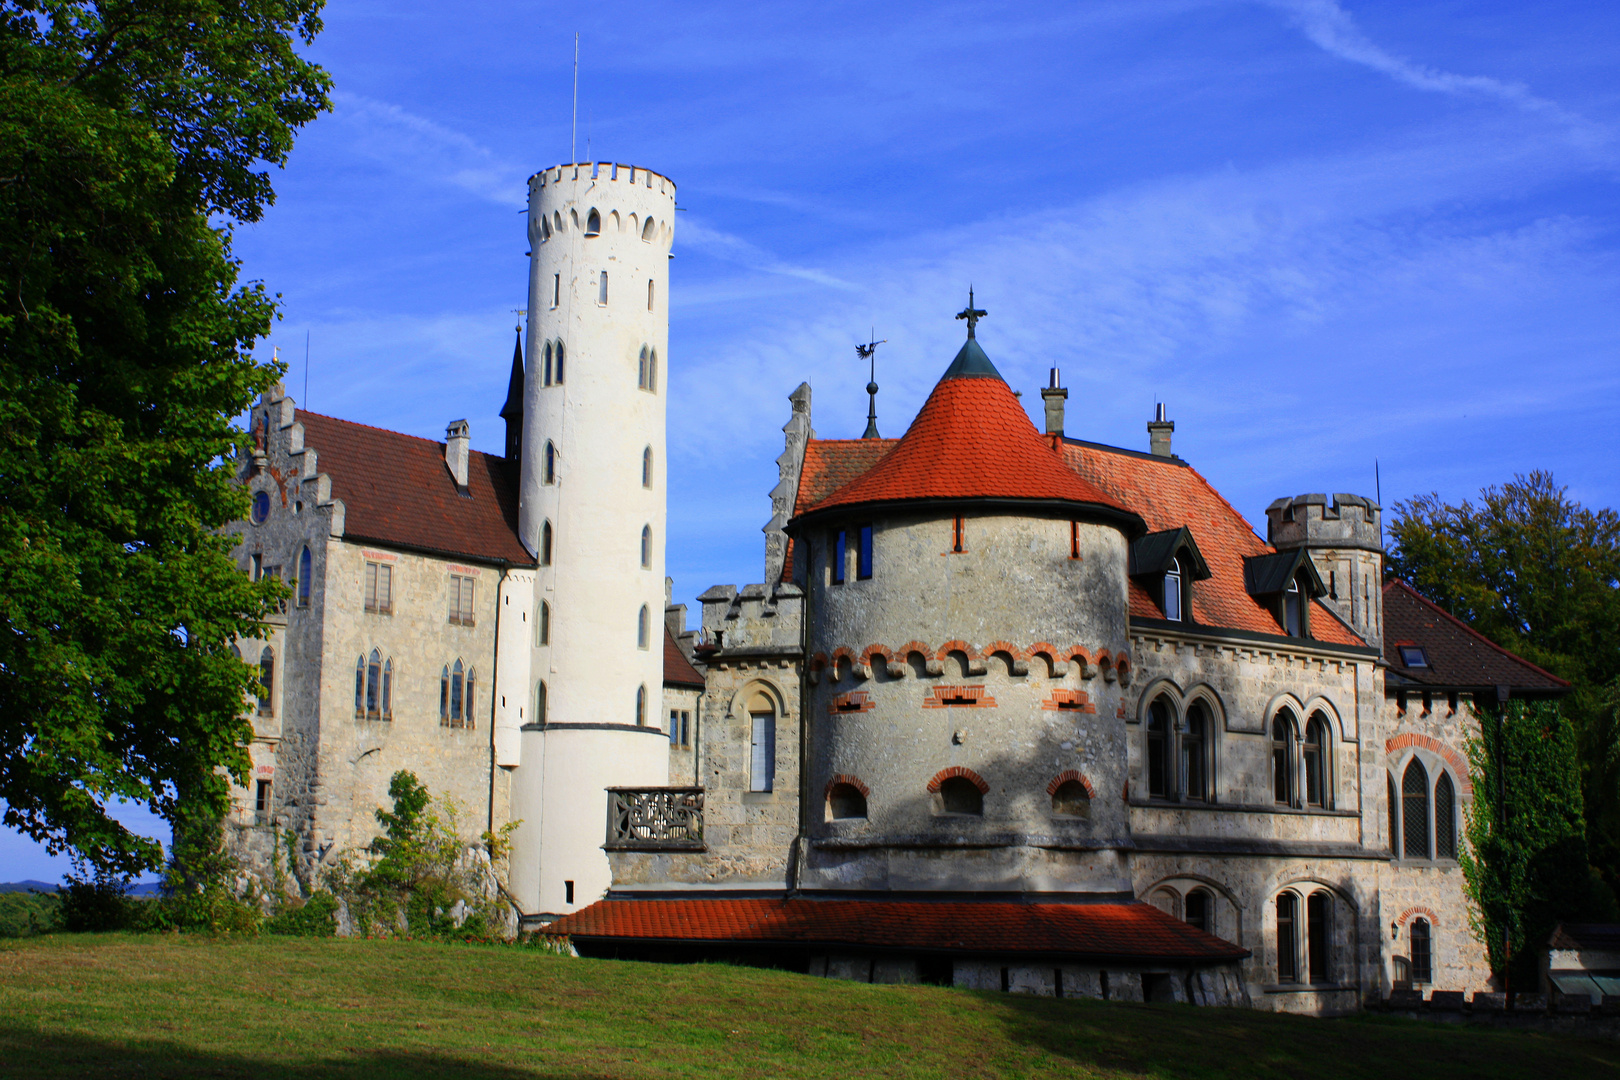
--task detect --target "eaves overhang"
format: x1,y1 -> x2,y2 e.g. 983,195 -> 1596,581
789,496 -> 1147,539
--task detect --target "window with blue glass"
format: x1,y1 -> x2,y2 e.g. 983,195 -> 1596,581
856,524 -> 873,580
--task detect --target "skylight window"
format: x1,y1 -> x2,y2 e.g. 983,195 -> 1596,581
1398,645 -> 1429,668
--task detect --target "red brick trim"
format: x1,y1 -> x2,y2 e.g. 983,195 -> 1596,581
859,643 -> 893,667
895,640 -> 932,660
922,685 -> 997,709
1385,733 -> 1473,794
1041,689 -> 1096,713
828,691 -> 874,715
982,640 -> 1025,662
1046,770 -> 1095,798
1396,905 -> 1440,928
935,639 -> 975,661
809,652 -> 828,673
927,767 -> 988,794
1062,644 -> 1093,665
825,774 -> 871,798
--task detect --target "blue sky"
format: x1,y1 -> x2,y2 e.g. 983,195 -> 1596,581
5,0 -> 1618,881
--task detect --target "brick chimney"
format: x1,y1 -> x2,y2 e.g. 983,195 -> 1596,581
445,419 -> 470,489
1148,404 -> 1174,457
1041,368 -> 1068,437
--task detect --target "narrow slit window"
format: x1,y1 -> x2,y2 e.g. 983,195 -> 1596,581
545,441 -> 556,484
952,516 -> 965,553
831,529 -> 846,585
539,601 -> 550,646
554,341 -> 565,383
648,278 -> 655,311
856,524 -> 873,580
637,604 -> 650,650
1147,698 -> 1171,799
541,521 -> 553,566
297,546 -> 311,607
258,647 -> 275,716
552,273 -> 560,308
635,684 -> 647,726
598,271 -> 608,305
641,525 -> 652,569
1410,919 -> 1432,984
1070,520 -> 1079,559
536,680 -> 547,724
750,710 -> 776,792
648,349 -> 657,393
638,346 -> 649,390
543,341 -> 553,386
1276,893 -> 1298,982
1435,772 -> 1456,859
642,447 -> 653,488
1307,892 -> 1330,983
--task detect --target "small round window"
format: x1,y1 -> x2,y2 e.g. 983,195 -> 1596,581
252,490 -> 270,524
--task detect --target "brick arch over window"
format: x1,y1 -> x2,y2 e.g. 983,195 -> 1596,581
824,774 -> 871,799
926,766 -> 988,795
1385,733 -> 1473,794
1045,770 -> 1096,799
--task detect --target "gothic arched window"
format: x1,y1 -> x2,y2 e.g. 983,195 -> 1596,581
536,680 -> 547,724
1272,711 -> 1297,805
257,647 -> 275,716
543,341 -> 553,387
637,604 -> 650,650
638,346 -> 649,390
1276,892 -> 1299,983
648,349 -> 657,393
541,521 -> 553,566
365,648 -> 381,718
585,208 -> 601,236
442,660 -> 470,728
1303,712 -> 1329,808
554,341 -> 565,384
544,441 -> 556,484
1435,771 -> 1457,859
642,446 -> 653,488
538,600 -> 550,646
635,683 -> 647,726
1410,918 -> 1432,984
1182,701 -> 1207,801
354,655 -> 365,717
1307,891 -> 1331,983
297,546 -> 311,607
1402,758 -> 1431,860
641,525 -> 652,569
1147,697 -> 1172,799
381,658 -> 393,720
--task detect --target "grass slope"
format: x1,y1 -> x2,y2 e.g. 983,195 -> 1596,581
0,935 -> 1615,1079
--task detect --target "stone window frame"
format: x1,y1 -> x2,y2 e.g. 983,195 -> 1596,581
1270,880 -> 1350,988
440,659 -> 475,729
1143,874 -> 1242,946
1135,681 -> 1224,805
256,646 -> 275,717
1388,749 -> 1462,863
354,649 -> 395,721
449,574 -> 476,627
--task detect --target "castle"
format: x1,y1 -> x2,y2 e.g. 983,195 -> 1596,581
228,161 -> 1566,1012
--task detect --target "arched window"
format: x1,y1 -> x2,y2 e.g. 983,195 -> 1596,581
828,783 -> 867,820
257,647 -> 275,716
540,215 -> 550,241
1182,701 -> 1207,801
1388,771 -> 1398,847
638,346 -> 649,389
1410,918 -> 1432,984
1284,577 -> 1303,637
641,216 -> 656,242
538,600 -> 550,646
1307,891 -> 1330,983
1185,889 -> 1211,935
1435,772 -> 1457,859
647,278 -> 655,311
297,546 -> 312,607
1276,892 -> 1299,982
640,525 -> 651,568
381,658 -> 393,720
637,604 -> 650,649
536,680 -> 548,724
1164,556 -> 1182,621
442,660 -> 468,728
366,648 -> 381,718
541,521 -> 553,566
251,490 -> 270,524
585,208 -> 601,236
465,667 -> 476,728
543,341 -> 553,386
354,655 -> 364,717
1051,779 -> 1090,817
553,210 -> 564,234
1272,711 -> 1297,805
598,271 -> 608,305
1402,759 -> 1430,860
544,441 -> 556,484
1147,697 -> 1172,799
748,692 -> 775,791
1303,712 -> 1329,808
939,777 -> 982,816
642,446 -> 653,488
554,341 -> 565,384
635,683 -> 647,727
647,349 -> 657,393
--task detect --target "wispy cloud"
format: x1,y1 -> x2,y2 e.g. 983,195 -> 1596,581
1263,0 -> 1604,141
679,217 -> 860,291
329,91 -> 529,207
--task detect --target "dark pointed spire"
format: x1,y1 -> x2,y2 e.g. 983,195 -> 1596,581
856,331 -> 886,440
501,326 -> 524,462
955,287 -> 986,339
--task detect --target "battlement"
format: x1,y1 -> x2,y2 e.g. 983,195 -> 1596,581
1266,492 -> 1382,552
528,162 -> 676,196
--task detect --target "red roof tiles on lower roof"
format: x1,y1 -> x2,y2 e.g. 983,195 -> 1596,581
664,626 -> 706,689
298,411 -> 534,566
546,897 -> 1249,962
1382,579 -> 1567,693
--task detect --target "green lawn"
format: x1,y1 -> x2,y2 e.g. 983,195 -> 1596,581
0,935 -> 1614,1079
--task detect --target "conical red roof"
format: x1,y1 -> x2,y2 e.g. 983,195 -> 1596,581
801,339 -> 1131,521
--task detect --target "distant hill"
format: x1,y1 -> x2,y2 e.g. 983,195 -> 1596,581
0,880 -> 163,896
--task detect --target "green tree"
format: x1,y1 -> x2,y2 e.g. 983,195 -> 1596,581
1460,700 -> 1596,990
0,1 -> 331,877
1388,471 -> 1620,890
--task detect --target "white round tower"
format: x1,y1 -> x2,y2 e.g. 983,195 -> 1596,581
509,162 -> 676,915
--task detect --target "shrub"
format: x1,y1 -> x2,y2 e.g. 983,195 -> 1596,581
0,890 -> 61,938
263,890 -> 339,937
58,874 -> 137,932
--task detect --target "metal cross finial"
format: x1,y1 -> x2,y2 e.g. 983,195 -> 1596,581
857,330 -> 886,440
955,287 -> 987,338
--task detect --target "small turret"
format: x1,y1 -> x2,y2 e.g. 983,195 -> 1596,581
1266,493 -> 1383,645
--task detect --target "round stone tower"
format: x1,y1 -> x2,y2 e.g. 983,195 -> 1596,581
1265,494 -> 1383,647
510,163 -> 676,915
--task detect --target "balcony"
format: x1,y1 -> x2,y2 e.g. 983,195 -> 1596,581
606,787 -> 706,851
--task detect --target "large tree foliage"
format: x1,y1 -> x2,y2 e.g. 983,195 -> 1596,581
1459,700 -> 1596,990
0,1 -> 330,876
1387,471 -> 1620,892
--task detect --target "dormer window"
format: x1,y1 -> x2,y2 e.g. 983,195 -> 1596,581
1284,577 -> 1303,637
1164,557 -> 1183,622
1129,527 -> 1210,625
1398,645 -> 1429,668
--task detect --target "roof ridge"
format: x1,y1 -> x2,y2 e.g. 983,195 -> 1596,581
300,409 -> 509,465
1182,463 -> 1272,554
1383,579 -> 1569,687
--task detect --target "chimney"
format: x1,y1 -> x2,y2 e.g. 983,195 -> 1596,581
1040,367 -> 1068,437
445,419 -> 470,489
1148,403 -> 1174,457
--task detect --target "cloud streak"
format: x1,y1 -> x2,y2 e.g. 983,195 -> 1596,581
329,91 -> 529,207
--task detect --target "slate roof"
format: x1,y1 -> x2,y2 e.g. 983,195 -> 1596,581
800,345 -> 1133,522
1548,923 -> 1620,952
1382,579 -> 1567,695
547,897 -> 1249,962
297,412 -> 534,566
664,626 -> 706,689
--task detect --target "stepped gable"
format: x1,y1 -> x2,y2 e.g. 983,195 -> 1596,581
1060,441 -> 1364,646
549,896 -> 1249,962
800,338 -> 1131,521
664,625 -> 706,690
1382,579 -> 1567,694
298,411 -> 534,565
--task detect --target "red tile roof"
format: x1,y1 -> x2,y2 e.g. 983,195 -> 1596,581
801,375 -> 1129,519
297,411 -> 534,566
547,897 -> 1248,962
1060,443 -> 1364,647
664,626 -> 706,689
1382,579 -> 1568,694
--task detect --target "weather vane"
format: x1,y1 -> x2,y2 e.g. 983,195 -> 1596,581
955,287 -> 986,338
857,329 -> 886,440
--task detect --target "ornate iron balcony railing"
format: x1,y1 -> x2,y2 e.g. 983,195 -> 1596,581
605,786 -> 706,851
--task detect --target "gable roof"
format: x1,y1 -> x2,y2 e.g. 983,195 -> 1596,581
1382,579 -> 1568,695
298,411 -> 534,566
1130,526 -> 1212,581
798,340 -> 1135,526
1242,548 -> 1325,598
547,897 -> 1248,963
664,626 -> 706,689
